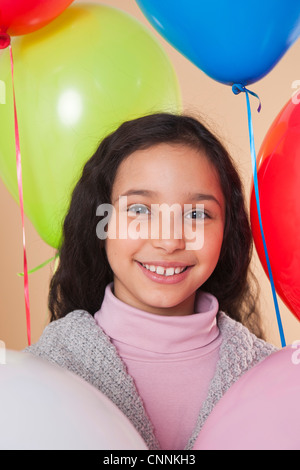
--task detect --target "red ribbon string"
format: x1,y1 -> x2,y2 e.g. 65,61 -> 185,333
9,44 -> 31,346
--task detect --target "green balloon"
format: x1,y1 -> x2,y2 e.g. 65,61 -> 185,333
0,3 -> 181,248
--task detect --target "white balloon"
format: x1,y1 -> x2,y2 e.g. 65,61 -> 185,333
0,350 -> 148,450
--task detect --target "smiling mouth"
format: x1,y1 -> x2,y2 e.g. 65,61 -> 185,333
138,262 -> 189,277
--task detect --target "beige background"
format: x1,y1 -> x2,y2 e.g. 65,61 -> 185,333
1,0 -> 300,350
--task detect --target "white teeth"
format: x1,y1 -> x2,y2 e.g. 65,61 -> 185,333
165,267 -> 175,276
141,263 -> 186,276
156,266 -> 165,275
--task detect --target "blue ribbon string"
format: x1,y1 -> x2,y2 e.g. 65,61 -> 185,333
232,84 -> 286,348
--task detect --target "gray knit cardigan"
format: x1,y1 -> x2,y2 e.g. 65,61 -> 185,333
25,310 -> 277,450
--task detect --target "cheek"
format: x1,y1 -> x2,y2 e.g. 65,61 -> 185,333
105,237 -> 144,271
201,226 -> 224,261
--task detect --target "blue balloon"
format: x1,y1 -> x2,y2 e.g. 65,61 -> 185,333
135,0 -> 300,85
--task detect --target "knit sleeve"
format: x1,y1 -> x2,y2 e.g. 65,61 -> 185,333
24,310 -> 96,378
217,312 -> 278,377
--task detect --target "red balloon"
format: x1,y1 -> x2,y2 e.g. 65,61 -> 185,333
0,0 -> 74,38
250,97 -> 300,322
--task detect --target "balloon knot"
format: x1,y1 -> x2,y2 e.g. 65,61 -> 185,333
0,32 -> 11,49
232,83 -> 262,113
232,84 -> 246,95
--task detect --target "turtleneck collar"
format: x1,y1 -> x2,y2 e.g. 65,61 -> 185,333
94,283 -> 220,355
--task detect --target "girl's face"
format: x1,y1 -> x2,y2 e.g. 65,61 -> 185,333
105,143 -> 225,316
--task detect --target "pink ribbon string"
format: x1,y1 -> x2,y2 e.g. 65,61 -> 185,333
9,43 -> 31,346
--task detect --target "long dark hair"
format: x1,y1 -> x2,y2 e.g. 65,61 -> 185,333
49,112 -> 263,338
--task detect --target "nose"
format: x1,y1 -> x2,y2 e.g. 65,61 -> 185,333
150,211 -> 186,253
151,235 -> 186,253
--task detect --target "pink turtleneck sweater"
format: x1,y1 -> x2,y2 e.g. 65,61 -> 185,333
94,283 -> 222,450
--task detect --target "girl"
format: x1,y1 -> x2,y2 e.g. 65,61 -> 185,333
26,113 -> 277,450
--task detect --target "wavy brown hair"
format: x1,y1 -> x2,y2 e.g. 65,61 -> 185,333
49,113 -> 264,338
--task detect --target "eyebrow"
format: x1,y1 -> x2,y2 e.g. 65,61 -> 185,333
114,189 -> 221,207
113,189 -> 154,204
186,192 -> 222,207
